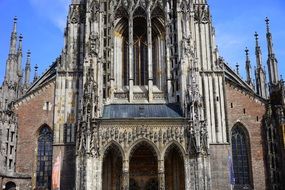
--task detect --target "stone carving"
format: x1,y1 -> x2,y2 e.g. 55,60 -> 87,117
89,0 -> 100,22
89,32 -> 100,56
185,52 -> 208,156
180,0 -> 191,16
200,123 -> 208,155
182,35 -> 195,58
153,92 -> 165,100
193,4 -> 209,24
114,92 -> 128,99
70,4 -> 86,24
100,125 -> 185,149
90,122 -> 100,157
70,5 -> 80,24
114,0 -> 163,14
77,67 -> 99,157
133,92 -> 147,100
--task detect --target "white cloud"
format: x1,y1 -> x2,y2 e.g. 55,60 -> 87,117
29,0 -> 69,31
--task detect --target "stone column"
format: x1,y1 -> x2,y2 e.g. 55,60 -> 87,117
128,12 -> 134,102
158,159 -> 165,190
95,159 -> 103,190
122,159 -> 129,190
110,6 -> 115,101
184,157 -> 192,190
165,4 -> 172,102
147,9 -> 153,102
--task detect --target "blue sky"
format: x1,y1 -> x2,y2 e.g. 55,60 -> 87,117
0,0 -> 284,83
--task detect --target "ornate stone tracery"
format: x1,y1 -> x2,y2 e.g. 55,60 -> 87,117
69,4 -> 86,24
75,1 -> 213,189
193,4 -> 209,24
89,31 -> 100,56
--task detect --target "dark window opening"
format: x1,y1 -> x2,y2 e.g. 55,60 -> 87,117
6,143 -> 8,155
7,129 -> 9,141
36,127 -> 53,190
10,146 -> 13,155
8,159 -> 12,169
11,132 -> 14,142
231,125 -> 252,189
64,124 -> 75,143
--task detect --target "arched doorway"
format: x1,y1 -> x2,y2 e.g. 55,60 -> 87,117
102,144 -> 123,190
5,182 -> 16,190
129,142 -> 158,190
164,144 -> 185,190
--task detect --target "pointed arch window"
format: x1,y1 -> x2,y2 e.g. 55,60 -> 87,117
115,6 -> 166,89
231,125 -> 252,189
36,126 -> 53,189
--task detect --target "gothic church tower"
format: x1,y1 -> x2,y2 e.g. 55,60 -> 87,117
53,0 -> 228,189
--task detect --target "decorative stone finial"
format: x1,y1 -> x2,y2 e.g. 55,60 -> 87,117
235,63 -> 240,75
265,17 -> 270,33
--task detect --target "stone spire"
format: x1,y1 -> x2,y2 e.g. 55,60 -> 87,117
245,47 -> 253,88
9,17 -> 18,55
17,34 -> 23,79
33,64 -> 38,82
255,32 -> 262,68
265,17 -> 279,85
254,32 -> 267,98
5,17 -> 19,83
24,50 -> 31,85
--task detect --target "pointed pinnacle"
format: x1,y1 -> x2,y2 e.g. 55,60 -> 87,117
236,63 -> 240,75
265,17 -> 270,33
13,16 -> 17,33
254,32 -> 260,47
254,32 -> 259,40
245,47 -> 249,55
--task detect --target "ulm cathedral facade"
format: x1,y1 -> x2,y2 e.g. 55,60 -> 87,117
0,0 -> 284,190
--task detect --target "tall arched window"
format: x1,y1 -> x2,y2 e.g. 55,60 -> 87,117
36,126 -> 53,190
114,6 -> 165,89
231,125 -> 252,189
133,7 -> 148,86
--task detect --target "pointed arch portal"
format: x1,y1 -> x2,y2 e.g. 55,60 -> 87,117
102,144 -> 123,190
164,144 -> 185,190
129,142 -> 158,190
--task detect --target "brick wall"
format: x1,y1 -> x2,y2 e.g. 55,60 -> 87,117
225,83 -> 267,189
14,81 -> 55,189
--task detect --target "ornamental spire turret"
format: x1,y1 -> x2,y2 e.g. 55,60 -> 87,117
255,32 -> 262,68
25,50 -> 31,85
17,34 -> 23,79
9,17 -> 18,55
33,64 -> 38,82
245,47 -> 253,88
254,32 -> 267,98
235,63 -> 240,75
265,17 -> 279,85
5,17 -> 19,83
